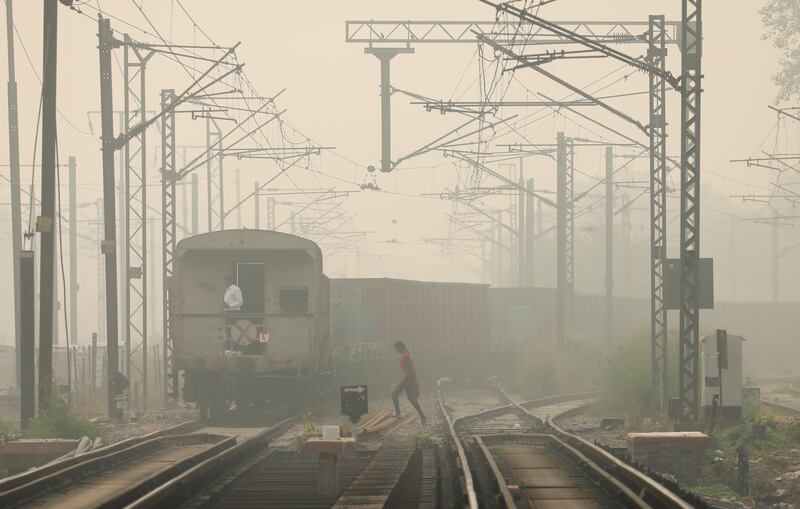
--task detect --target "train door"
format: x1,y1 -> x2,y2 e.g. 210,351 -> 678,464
236,262 -> 265,314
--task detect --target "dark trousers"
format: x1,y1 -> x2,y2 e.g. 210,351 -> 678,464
391,380 -> 425,419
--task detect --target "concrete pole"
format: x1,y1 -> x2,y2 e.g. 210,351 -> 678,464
38,0 -> 59,408
98,16 -> 122,418
116,113 -> 125,366
605,147 -> 614,348
730,216 -> 737,301
6,0 -> 23,387
235,168 -> 241,228
556,132 -> 567,346
69,157 -> 77,346
490,218 -> 498,286
772,213 -> 778,302
20,251 -> 34,427
181,178 -> 188,235
218,144 -> 224,230
622,194 -> 631,294
517,171 -> 525,287
496,211 -> 504,286
525,178 -> 535,286
191,174 -> 198,235
254,181 -> 260,229
205,117 -> 213,232
267,197 -> 275,230
481,238 -> 488,284
32,183 -> 39,352
95,201 -> 105,346
148,219 -> 157,339
53,223 -> 59,346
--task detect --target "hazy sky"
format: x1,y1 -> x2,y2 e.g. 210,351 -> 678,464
0,1 -> 794,344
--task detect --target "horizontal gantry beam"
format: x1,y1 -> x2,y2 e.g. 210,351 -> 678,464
346,20 -> 679,46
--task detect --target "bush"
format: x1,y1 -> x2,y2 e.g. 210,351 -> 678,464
23,399 -> 107,441
597,335 -> 653,417
0,420 -> 15,442
513,340 -> 602,397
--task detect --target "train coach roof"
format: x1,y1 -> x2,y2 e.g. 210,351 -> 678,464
176,229 -> 322,258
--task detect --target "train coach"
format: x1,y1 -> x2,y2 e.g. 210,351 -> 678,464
172,229 -> 330,416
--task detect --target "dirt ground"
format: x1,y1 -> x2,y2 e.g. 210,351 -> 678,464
97,404 -> 200,443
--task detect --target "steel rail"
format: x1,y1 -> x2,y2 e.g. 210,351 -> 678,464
0,433 -> 233,508
436,378 -> 479,509
492,384 -> 696,509
0,418 -> 205,494
125,416 -> 295,508
473,435 -> 518,509
479,432 -> 652,509
547,423 -> 693,509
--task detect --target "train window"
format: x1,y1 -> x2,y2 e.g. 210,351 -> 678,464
280,288 -> 309,313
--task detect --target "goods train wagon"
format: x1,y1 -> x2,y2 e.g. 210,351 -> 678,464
330,278 -> 491,381
173,230 -> 330,416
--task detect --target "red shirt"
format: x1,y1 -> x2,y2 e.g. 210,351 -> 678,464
400,352 -> 420,399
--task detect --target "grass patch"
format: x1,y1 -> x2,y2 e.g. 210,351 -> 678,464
417,434 -> 441,449
23,399 -> 107,441
711,409 -> 794,453
691,484 -> 741,500
291,410 -> 319,455
0,420 -> 16,442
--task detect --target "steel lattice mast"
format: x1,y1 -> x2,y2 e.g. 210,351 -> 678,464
160,89 -> 178,403
678,0 -> 703,422
648,15 -> 669,411
123,35 -> 154,411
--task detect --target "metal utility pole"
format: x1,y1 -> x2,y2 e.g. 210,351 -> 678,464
5,0 -> 23,387
161,89 -> 178,403
181,179 -> 188,234
254,181 -> 260,229
517,171 -> 525,287
123,35 -> 153,406
98,16 -> 122,418
267,197 -> 275,230
191,174 -> 198,234
772,212 -> 778,302
53,232 -> 59,346
489,217 -> 497,284
622,195 -> 631,291
556,132 -> 567,346
678,0 -> 703,423
38,0 -> 59,408
364,47 -> 414,172
556,132 -> 574,346
605,147 -> 614,348
496,211 -> 504,285
525,178 -> 535,286
205,117 -> 223,231
648,14 -> 669,411
19,251 -> 34,427
69,157 -> 77,347
148,219 -> 158,340
95,200 -> 106,346
235,168 -> 241,228
729,217 -> 737,301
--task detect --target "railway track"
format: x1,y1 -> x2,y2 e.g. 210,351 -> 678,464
0,412 -> 294,509
0,396 -> 436,509
437,380 -> 706,509
0,417 -> 206,495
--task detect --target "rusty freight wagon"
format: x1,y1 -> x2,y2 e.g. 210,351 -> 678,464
331,278 -> 490,382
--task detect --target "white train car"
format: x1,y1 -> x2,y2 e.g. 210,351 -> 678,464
173,229 -> 330,416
